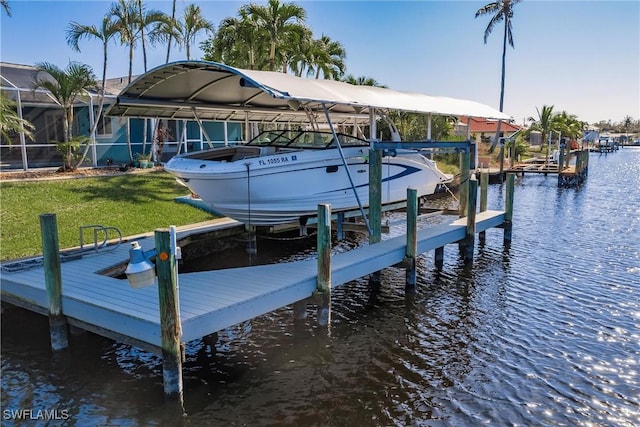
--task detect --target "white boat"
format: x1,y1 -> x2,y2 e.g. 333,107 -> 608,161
165,129 -> 451,225
106,60 -> 511,226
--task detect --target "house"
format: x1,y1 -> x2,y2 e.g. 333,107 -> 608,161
455,116 -> 521,144
0,62 -> 244,170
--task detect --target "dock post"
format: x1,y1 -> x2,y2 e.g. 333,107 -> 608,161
405,188 -> 418,289
434,247 -> 444,269
498,141 -> 505,183
504,174 -> 515,248
464,176 -> 478,265
39,213 -> 68,351
583,149 -> 589,176
155,228 -> 183,399
316,204 -> 332,327
558,143 -> 565,186
458,150 -> 470,218
369,148 -> 382,284
479,170 -> 488,244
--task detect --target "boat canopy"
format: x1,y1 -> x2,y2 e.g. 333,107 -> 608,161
106,60 -> 511,125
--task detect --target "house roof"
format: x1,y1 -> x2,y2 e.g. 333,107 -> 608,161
459,116 -> 521,133
0,62 -> 124,106
106,60 -> 512,125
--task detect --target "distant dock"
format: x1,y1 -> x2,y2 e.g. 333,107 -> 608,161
499,148 -> 590,187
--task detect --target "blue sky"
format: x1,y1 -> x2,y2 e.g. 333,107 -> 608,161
1,0 -> 638,125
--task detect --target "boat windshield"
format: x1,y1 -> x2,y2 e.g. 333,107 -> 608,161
247,130 -> 369,149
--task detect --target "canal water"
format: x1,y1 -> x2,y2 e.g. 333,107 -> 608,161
2,149 -> 638,426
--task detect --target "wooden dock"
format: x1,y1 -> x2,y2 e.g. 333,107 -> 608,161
1,166 -> 515,399
504,149 -> 590,187
1,210 -> 504,352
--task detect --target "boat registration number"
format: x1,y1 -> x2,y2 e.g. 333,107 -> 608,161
258,155 -> 297,166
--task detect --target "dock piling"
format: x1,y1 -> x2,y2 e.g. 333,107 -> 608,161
155,228 -> 183,399
458,151 -> 470,217
464,177 -> 478,265
39,213 -> 69,351
479,170 -> 488,244
504,174 -> 515,248
435,247 -> 444,269
369,148 -> 383,284
405,188 -> 418,289
316,204 -> 332,327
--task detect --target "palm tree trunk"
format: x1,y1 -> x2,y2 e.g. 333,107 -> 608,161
138,0 -> 148,72
269,41 -> 276,71
166,0 -> 176,63
74,42 -> 109,169
128,43 -> 134,84
64,108 -> 74,169
491,19 -> 508,154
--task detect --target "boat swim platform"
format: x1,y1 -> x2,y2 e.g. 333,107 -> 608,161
0,210 -> 504,353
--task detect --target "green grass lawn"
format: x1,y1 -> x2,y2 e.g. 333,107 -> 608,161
0,171 -> 215,261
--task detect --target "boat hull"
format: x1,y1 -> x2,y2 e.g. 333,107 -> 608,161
165,147 -> 449,225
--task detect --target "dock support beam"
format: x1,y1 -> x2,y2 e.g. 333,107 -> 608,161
504,174 -> 515,248
464,177 -> 478,265
155,229 -> 183,400
479,170 -> 488,244
316,204 -> 332,327
369,148 -> 382,285
39,213 -> 68,351
405,188 -> 418,289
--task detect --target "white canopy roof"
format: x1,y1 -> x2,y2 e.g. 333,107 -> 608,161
107,61 -> 511,125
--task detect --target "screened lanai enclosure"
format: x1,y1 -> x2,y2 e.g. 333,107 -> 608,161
0,62 -> 244,171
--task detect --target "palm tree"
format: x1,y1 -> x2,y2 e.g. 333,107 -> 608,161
527,105 -> 555,154
1,0 -> 10,16
475,0 -> 521,150
66,15 -> 120,167
172,4 -> 214,60
276,23 -> 311,73
138,1 -> 170,71
287,27 -> 315,77
0,93 -> 35,142
246,0 -> 306,71
552,111 -> 582,141
110,0 -> 139,84
204,7 -> 266,70
165,0 -> 177,63
342,75 -> 385,87
311,35 -> 346,80
32,62 -> 97,170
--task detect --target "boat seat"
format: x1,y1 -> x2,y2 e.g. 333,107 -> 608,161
231,147 -> 261,161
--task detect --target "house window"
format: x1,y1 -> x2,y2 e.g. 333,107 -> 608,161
95,110 -> 112,137
44,110 -> 64,142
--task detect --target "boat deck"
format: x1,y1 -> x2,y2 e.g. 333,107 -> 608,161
1,210 -> 505,352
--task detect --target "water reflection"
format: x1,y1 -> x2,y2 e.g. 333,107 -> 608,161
2,150 -> 639,426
